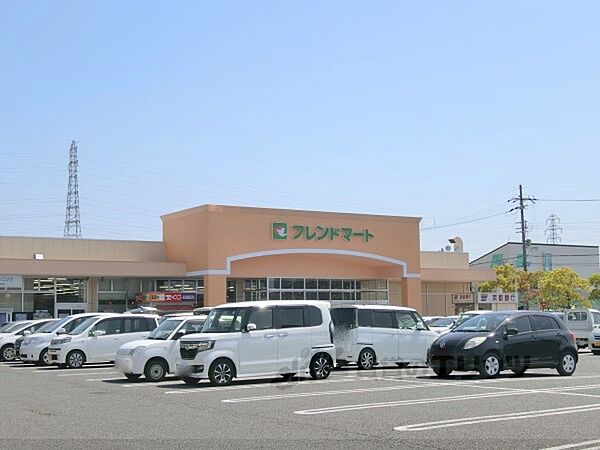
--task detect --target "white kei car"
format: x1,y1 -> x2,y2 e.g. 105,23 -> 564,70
115,315 -> 207,382
48,314 -> 159,368
0,320 -> 56,362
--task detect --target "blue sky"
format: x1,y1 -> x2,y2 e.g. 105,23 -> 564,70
1,1 -> 599,258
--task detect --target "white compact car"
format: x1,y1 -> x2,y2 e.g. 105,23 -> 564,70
19,313 -> 109,366
48,314 -> 159,368
428,316 -> 458,335
331,305 -> 438,369
115,315 -> 207,382
176,300 -> 336,386
590,328 -> 600,355
0,319 -> 56,362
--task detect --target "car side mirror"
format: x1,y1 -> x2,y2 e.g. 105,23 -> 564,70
416,323 -> 427,331
172,332 -> 184,340
246,323 -> 257,332
23,330 -> 31,336
56,328 -> 67,335
91,330 -> 105,337
505,327 -> 519,337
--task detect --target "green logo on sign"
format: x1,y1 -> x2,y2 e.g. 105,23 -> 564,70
272,222 -> 288,240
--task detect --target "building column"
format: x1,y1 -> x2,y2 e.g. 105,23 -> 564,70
204,275 -> 227,307
402,277 -> 422,311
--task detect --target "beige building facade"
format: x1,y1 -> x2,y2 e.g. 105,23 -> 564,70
0,205 -> 493,322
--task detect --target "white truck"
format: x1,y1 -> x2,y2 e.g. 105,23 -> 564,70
560,308 -> 600,349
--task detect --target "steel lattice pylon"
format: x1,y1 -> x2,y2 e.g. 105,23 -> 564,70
64,140 -> 82,238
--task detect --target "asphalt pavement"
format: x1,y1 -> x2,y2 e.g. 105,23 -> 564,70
2,352 -> 600,449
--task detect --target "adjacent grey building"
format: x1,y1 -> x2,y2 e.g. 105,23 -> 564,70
470,242 -> 599,279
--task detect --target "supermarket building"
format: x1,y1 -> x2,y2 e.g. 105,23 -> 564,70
0,205 -> 494,322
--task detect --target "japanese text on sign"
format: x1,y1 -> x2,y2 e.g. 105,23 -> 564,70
272,222 -> 374,242
478,293 -> 518,303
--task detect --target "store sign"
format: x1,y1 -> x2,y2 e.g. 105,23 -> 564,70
452,293 -> 474,304
0,275 -> 22,290
478,293 -> 518,304
272,222 -> 374,242
144,292 -> 196,303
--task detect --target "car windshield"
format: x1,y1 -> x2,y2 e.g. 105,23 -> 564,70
68,317 -> 98,335
454,314 -> 479,327
41,316 -> 74,333
202,308 -> 244,333
148,319 -> 183,340
430,317 -> 456,327
453,313 -> 512,332
0,322 -> 16,332
34,320 -> 60,333
1,321 -> 32,333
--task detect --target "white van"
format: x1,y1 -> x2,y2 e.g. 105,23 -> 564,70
562,308 -> 600,348
19,313 -> 110,366
176,300 -> 335,386
115,315 -> 207,382
48,314 -> 159,368
0,320 -> 56,362
331,305 -> 438,369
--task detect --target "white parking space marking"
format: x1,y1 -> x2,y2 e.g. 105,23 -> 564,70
86,377 -> 125,382
540,439 -> 600,450
222,382 -> 444,403
294,390 -> 534,415
57,371 -> 119,377
393,404 -> 600,431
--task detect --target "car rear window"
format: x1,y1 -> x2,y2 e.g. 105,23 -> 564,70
331,309 -> 355,329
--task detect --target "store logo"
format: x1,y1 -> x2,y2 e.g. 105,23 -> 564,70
272,222 -> 288,240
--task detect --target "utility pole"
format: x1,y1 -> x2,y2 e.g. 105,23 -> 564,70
64,140 -> 82,238
510,185 -> 536,272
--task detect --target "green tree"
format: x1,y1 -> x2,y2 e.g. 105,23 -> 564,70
539,268 -> 590,309
478,265 -> 543,309
589,274 -> 600,303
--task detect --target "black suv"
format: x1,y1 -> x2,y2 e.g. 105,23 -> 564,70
427,311 -> 578,378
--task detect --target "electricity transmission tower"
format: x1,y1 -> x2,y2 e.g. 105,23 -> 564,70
64,140 -> 82,238
545,214 -> 562,244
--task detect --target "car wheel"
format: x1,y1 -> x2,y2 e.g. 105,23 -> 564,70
1,345 -> 16,362
182,376 -> 200,385
479,353 -> 501,378
432,365 -> 453,377
396,362 -> 410,368
557,352 -> 577,376
66,350 -> 85,369
358,348 -> 376,370
209,359 -> 235,386
144,359 -> 167,382
310,353 -> 332,380
125,373 -> 141,380
38,348 -> 50,366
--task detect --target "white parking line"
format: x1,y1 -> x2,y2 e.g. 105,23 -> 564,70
540,439 -> 600,450
57,372 -> 119,377
222,382 -> 444,403
393,404 -> 600,431
86,377 -> 125,382
294,390 -> 533,415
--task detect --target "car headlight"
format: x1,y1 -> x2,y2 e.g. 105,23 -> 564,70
51,337 -> 71,346
463,337 -> 487,350
181,340 -> 214,352
29,337 -> 44,344
128,346 -> 146,356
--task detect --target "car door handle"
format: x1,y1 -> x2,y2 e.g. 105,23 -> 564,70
264,334 -> 275,339
278,332 -> 289,338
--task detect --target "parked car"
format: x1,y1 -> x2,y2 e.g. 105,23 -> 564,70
453,310 -> 486,328
176,300 -> 335,386
115,315 -> 208,382
589,327 -> 600,355
48,314 -> 159,368
428,316 -> 458,335
331,305 -> 438,369
0,319 -> 57,362
422,316 -> 444,326
19,313 -> 110,366
428,311 -> 578,378
561,308 -> 600,348
15,319 -> 60,359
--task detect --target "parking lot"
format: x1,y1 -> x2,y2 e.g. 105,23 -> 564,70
1,351 -> 599,449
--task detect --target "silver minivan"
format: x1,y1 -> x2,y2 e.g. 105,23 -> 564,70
331,305 -> 438,369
